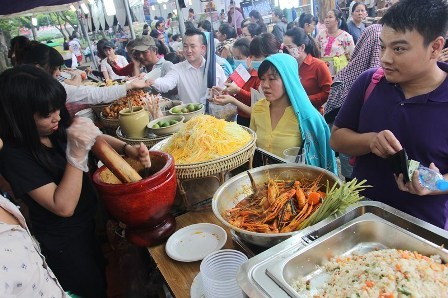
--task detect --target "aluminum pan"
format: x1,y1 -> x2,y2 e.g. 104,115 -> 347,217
266,213 -> 448,297
237,201 -> 448,298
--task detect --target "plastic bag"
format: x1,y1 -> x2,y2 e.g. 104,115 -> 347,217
208,102 -> 237,122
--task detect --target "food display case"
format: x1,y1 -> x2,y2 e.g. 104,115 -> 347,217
237,201 -> 448,297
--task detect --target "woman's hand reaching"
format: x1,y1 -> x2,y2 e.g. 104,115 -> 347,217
210,94 -> 237,106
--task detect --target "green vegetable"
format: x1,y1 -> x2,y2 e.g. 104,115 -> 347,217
152,124 -> 160,129
298,179 -> 371,230
171,107 -> 181,114
181,107 -> 189,113
398,288 -> 411,296
169,120 -> 178,125
187,103 -> 196,112
195,104 -> 203,111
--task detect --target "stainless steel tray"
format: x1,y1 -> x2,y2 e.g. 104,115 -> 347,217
237,201 -> 448,298
266,213 -> 448,297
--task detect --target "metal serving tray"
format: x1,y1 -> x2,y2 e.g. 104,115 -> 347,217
237,201 -> 448,298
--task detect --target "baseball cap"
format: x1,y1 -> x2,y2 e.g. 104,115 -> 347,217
103,41 -> 115,49
132,36 -> 156,51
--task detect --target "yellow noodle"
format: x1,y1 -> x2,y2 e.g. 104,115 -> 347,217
161,115 -> 251,164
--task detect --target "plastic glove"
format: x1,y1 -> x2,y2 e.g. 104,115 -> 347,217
66,117 -> 102,172
137,142 -> 151,168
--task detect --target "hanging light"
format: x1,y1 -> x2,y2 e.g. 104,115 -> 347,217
31,17 -> 38,26
104,0 -> 116,16
173,9 -> 177,15
151,5 -> 155,11
69,4 -> 77,11
188,0 -> 192,5
88,0 -> 95,4
163,4 -> 167,9
80,3 -> 90,14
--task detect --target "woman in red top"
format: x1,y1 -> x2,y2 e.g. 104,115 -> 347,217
283,27 -> 332,114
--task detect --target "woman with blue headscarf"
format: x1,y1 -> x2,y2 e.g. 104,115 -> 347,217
250,53 -> 337,174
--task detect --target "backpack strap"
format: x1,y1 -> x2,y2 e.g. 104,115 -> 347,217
363,67 -> 384,102
349,67 -> 385,167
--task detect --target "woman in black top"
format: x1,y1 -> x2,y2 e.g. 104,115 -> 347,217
0,66 -> 151,298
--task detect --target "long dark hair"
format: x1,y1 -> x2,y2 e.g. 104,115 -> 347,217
96,39 -> 109,60
285,27 -> 320,58
249,33 -> 279,57
9,36 -> 30,66
23,43 -> 64,75
0,65 -> 69,174
298,13 -> 318,29
218,23 -> 236,39
331,9 -> 348,32
273,8 -> 287,24
249,10 -> 267,33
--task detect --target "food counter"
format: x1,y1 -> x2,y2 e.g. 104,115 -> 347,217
237,201 -> 448,297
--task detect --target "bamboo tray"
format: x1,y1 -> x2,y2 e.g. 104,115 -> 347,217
115,126 -> 171,147
151,126 -> 257,180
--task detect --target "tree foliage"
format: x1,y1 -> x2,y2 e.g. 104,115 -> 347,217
0,11 -> 78,40
0,17 -> 32,38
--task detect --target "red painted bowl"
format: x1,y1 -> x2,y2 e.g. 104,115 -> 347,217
92,151 -> 177,246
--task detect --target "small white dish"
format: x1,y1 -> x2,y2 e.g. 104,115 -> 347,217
190,272 -> 205,298
165,223 -> 227,262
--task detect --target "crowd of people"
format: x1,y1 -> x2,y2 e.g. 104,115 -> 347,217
1,0 -> 448,296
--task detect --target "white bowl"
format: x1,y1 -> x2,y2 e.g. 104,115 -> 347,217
168,103 -> 205,121
147,115 -> 185,136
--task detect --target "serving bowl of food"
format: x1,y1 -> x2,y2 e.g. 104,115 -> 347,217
147,115 -> 185,136
168,103 -> 204,121
212,164 -> 343,247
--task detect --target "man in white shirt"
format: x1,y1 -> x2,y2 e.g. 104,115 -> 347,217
68,36 -> 82,64
149,29 -> 227,104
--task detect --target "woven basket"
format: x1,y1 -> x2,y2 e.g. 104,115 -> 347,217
99,112 -> 120,129
115,126 -> 170,147
151,127 -> 257,180
91,104 -> 109,118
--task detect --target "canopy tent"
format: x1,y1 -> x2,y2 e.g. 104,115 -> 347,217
0,0 -> 100,69
0,1 -> 76,18
0,0 -> 146,69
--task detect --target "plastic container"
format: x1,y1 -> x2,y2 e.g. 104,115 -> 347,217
417,165 -> 448,191
200,249 -> 248,298
283,147 -> 305,164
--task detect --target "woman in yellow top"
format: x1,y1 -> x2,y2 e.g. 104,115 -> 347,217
250,53 -> 337,173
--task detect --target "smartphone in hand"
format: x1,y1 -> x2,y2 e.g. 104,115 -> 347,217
387,149 -> 410,183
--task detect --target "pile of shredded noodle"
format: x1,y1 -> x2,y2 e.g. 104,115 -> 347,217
161,115 -> 252,164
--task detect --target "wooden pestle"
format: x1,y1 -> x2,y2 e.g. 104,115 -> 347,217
92,137 -> 142,183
